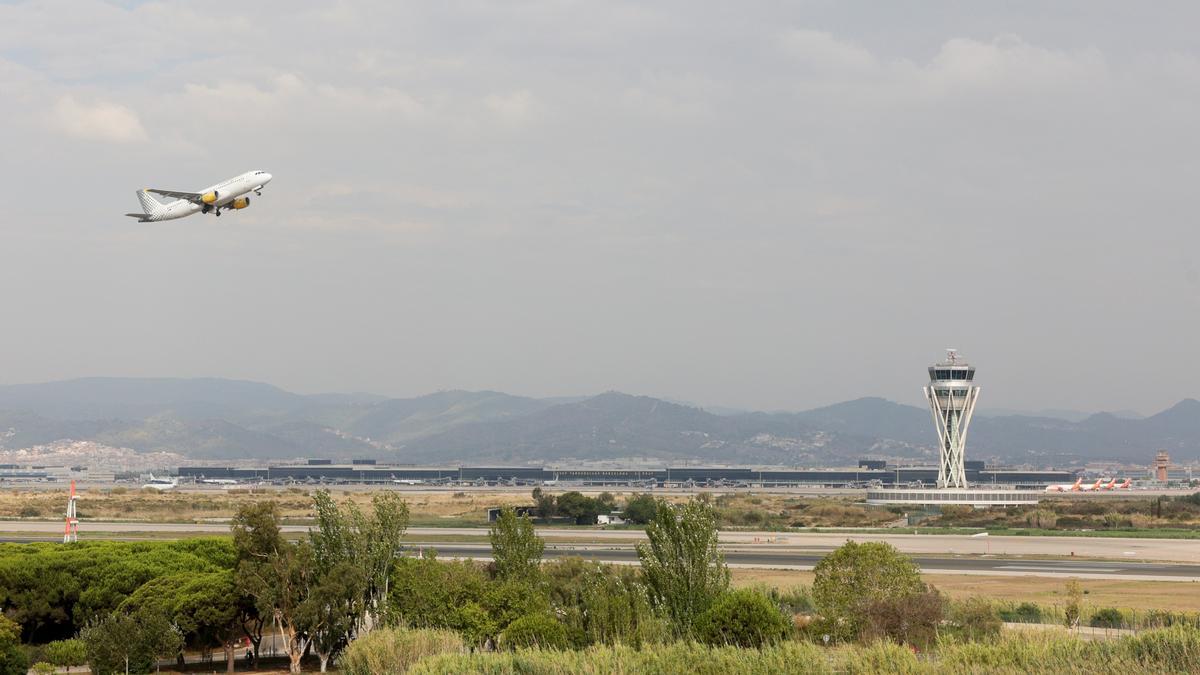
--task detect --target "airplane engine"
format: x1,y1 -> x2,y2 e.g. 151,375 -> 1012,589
201,191 -> 219,204
231,197 -> 250,209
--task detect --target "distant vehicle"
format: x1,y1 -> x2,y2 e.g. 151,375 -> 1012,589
1044,478 -> 1083,492
126,170 -> 272,222
142,474 -> 177,491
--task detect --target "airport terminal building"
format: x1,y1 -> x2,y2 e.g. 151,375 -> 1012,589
178,459 -> 1071,488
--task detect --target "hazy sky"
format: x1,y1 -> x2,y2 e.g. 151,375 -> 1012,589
2,1 -> 1198,414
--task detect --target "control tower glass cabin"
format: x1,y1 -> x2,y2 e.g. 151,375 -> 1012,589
923,350 -> 980,489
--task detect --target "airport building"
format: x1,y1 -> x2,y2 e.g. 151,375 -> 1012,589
178,458 -> 1071,488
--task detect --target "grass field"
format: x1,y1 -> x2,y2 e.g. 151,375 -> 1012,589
3,487 -> 1197,539
732,568 -> 1200,612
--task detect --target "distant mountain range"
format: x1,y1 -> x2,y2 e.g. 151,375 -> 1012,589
0,378 -> 1196,466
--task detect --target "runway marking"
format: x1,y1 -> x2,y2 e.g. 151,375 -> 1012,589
999,565 -> 1121,572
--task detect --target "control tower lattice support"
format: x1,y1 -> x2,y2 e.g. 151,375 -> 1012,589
923,349 -> 980,489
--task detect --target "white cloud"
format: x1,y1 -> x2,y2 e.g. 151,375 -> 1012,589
778,29 -> 877,74
52,96 -> 147,143
924,35 -> 1107,93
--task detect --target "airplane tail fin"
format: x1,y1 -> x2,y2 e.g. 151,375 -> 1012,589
135,190 -> 168,219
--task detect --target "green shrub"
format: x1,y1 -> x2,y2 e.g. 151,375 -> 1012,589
339,627 -> 465,675
1089,607 -> 1126,629
998,601 -> 1043,623
811,541 -> 925,642
950,597 -> 1003,641
498,613 -> 570,651
30,664 -> 55,675
767,585 -> 814,614
45,638 -> 87,671
693,589 -> 791,648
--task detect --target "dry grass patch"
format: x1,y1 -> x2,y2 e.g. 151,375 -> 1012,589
732,568 -> 1200,612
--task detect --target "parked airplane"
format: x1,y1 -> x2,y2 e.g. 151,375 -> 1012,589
142,474 -> 177,491
200,478 -> 238,486
1044,478 -> 1083,492
1098,478 -> 1118,490
1100,478 -> 1132,490
392,479 -> 425,486
126,170 -> 272,222
1077,479 -> 1106,491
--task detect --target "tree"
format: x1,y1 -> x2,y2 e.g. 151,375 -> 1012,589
531,488 -> 557,521
693,589 -> 791,648
45,638 -> 87,672
595,492 -> 617,513
489,507 -> 544,582
300,560 -> 368,673
623,493 -> 658,524
121,572 -> 244,673
811,541 -> 925,642
305,490 -> 409,671
232,502 -> 317,674
0,615 -> 29,675
636,499 -> 730,638
139,611 -> 185,674
80,611 -> 182,675
556,492 -> 604,525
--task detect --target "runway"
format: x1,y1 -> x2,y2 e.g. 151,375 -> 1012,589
1,520 -> 1197,574
414,543 -> 1200,581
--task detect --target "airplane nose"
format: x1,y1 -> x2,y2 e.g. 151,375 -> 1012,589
263,173 -> 273,183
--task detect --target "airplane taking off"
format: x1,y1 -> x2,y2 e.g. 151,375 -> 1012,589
125,170 -> 272,222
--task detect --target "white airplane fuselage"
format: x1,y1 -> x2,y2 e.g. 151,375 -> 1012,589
131,170 -> 273,222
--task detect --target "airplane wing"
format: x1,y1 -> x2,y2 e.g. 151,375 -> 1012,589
147,188 -> 204,203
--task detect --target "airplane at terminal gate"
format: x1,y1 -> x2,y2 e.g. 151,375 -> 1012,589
125,170 -> 273,222
1045,477 -> 1083,492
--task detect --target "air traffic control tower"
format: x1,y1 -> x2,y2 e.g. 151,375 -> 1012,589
924,349 -> 979,489
866,349 -> 1039,507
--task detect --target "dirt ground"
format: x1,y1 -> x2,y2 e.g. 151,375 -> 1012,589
731,568 -> 1200,612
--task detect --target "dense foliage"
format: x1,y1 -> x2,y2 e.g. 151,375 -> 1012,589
811,540 -> 926,642
498,612 -> 571,650
488,507 -> 544,582
80,610 -> 182,675
693,589 -> 792,648
637,499 -> 730,638
0,539 -> 233,643
0,616 -> 29,675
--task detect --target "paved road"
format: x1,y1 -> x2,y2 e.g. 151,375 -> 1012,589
413,543 -> 1200,581
2,520 -> 1197,564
